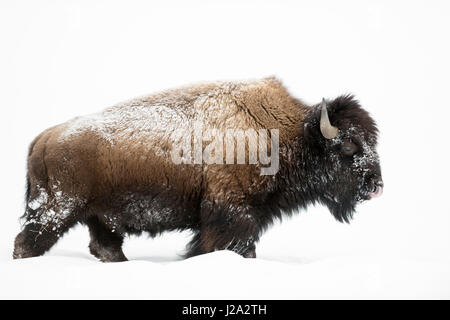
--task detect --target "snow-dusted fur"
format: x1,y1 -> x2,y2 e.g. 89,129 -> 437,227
13,77 -> 382,261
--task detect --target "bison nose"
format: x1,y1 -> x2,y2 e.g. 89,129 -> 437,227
369,180 -> 383,199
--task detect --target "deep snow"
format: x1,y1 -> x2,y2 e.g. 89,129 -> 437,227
1,0 -> 450,299
2,230 -> 450,299
2,238 -> 450,299
2,209 -> 450,299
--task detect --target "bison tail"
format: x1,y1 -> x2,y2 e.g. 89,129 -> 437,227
21,133 -> 41,220
20,175 -> 31,221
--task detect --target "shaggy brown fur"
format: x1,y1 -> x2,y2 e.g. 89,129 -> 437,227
13,77 -> 382,261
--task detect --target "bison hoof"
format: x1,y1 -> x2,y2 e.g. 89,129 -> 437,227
13,232 -> 42,259
244,251 -> 256,258
242,247 -> 256,258
12,249 -> 26,260
89,243 -> 128,263
100,254 -> 128,263
13,244 -> 38,259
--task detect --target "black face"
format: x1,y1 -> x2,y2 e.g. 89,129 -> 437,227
321,125 -> 383,222
304,95 -> 383,223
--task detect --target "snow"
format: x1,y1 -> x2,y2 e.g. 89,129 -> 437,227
2,209 -> 450,299
27,187 -> 48,211
25,182 -> 85,235
1,241 -> 450,299
1,0 -> 450,299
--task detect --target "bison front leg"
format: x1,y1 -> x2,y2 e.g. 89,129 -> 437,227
185,202 -> 259,258
85,216 -> 127,262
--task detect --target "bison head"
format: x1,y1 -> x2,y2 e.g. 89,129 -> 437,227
304,95 -> 383,222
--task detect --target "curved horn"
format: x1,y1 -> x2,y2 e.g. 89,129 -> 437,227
320,98 -> 339,139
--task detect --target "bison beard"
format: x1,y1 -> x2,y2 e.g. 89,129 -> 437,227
13,77 -> 382,261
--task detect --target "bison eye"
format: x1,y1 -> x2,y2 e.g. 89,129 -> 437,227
341,141 -> 358,156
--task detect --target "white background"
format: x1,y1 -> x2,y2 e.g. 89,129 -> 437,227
1,0 -> 450,299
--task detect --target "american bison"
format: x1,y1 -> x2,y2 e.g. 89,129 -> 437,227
13,77 -> 382,261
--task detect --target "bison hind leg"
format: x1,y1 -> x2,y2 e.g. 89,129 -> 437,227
13,208 -> 79,259
85,216 -> 127,262
14,185 -> 85,259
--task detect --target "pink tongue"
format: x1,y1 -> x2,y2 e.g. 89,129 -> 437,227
369,186 -> 383,198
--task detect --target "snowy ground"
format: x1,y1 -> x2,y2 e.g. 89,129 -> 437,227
2,204 -> 450,299
2,249 -> 450,299
1,0 -> 450,299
